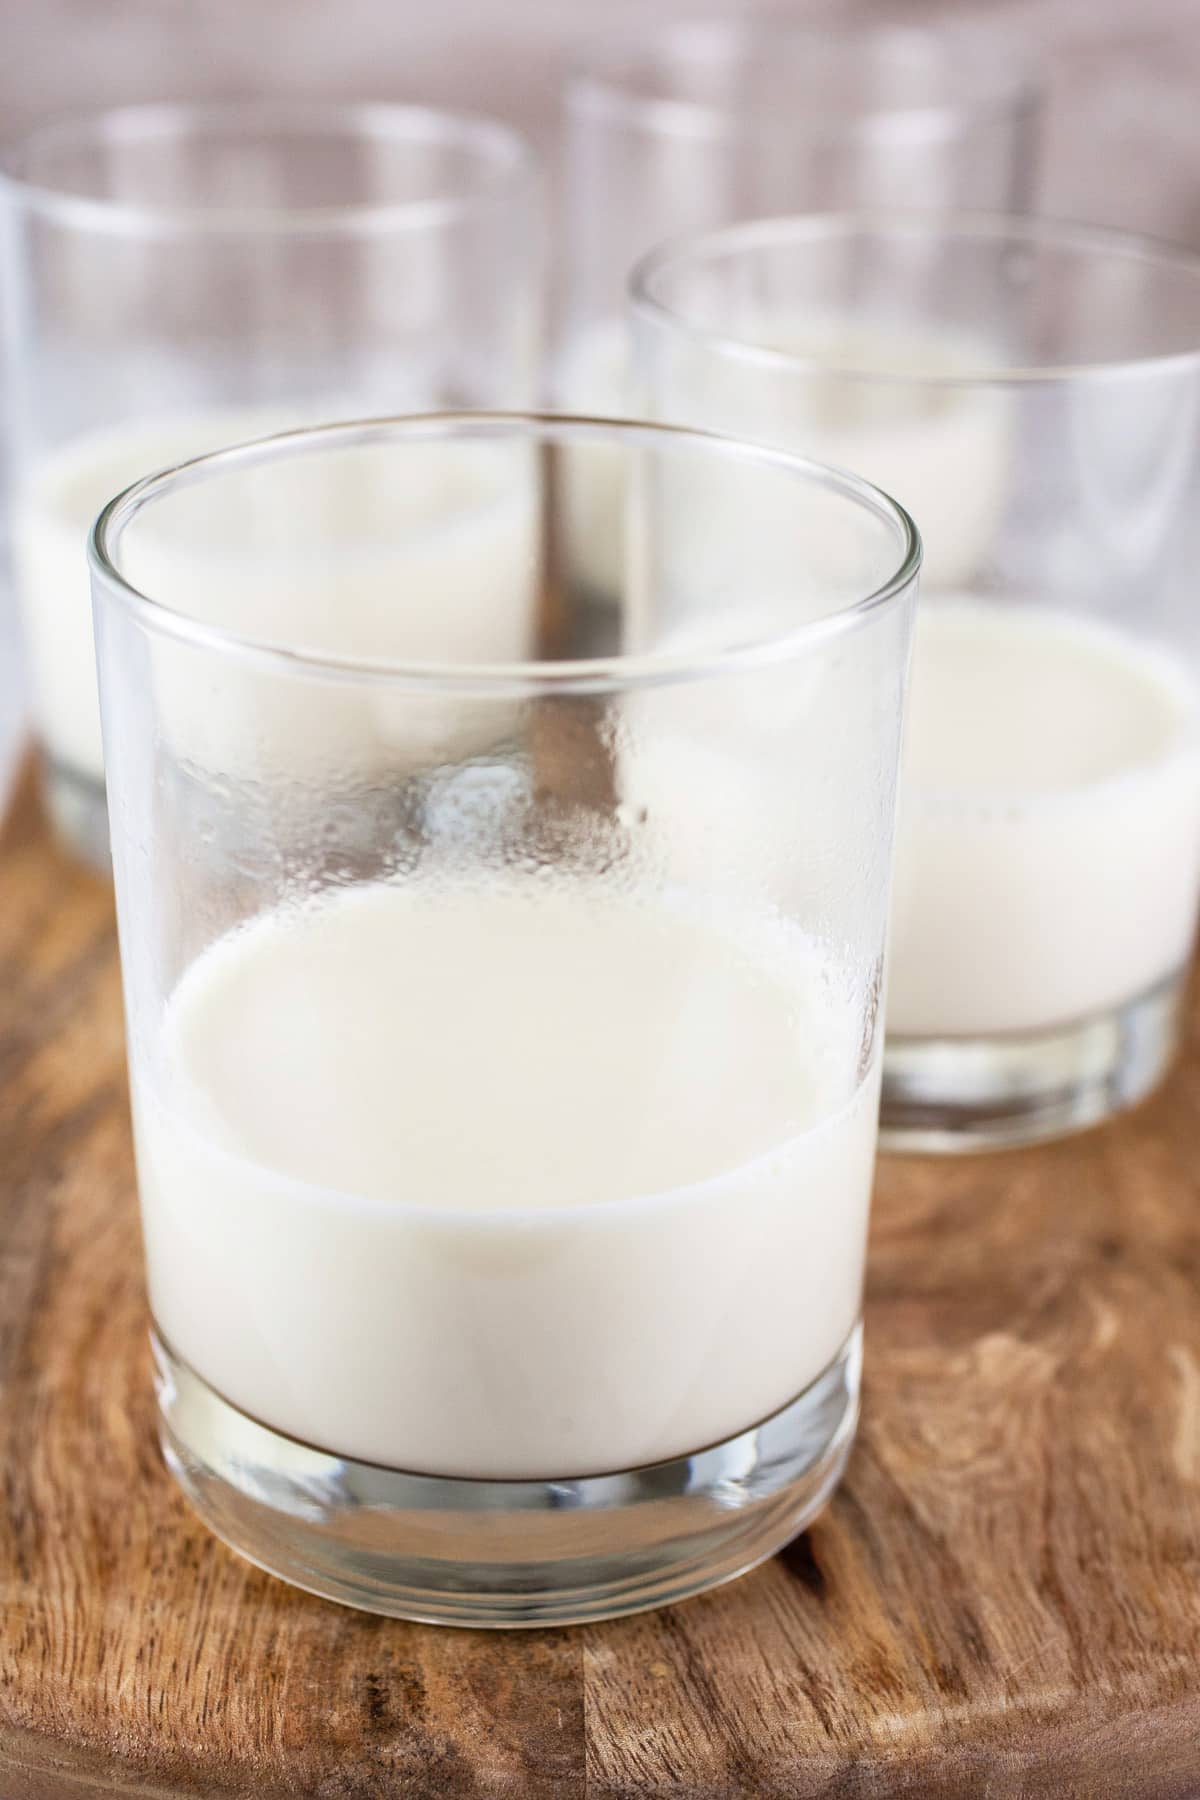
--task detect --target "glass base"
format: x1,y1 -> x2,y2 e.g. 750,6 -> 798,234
43,756 -> 111,872
152,1325 -> 861,1627
880,969 -> 1185,1153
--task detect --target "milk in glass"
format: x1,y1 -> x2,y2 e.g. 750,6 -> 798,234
135,877 -> 878,1478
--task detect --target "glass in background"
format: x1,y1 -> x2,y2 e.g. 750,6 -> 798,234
0,101 -> 542,865
553,19 -> 1039,597
633,212 -> 1200,1149
91,413 -> 918,1623
0,440 -> 26,816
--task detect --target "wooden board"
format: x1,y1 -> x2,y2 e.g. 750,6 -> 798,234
2,759 -> 1200,1800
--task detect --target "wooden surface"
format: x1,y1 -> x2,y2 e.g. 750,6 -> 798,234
2,762 -> 1200,1799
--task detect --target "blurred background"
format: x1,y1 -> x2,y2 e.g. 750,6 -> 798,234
1,0 -> 1198,815
3,0 -> 1197,239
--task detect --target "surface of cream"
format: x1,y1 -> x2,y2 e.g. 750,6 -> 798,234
133,878 -> 879,1478
889,599 -> 1200,1037
562,313 -> 1009,599
17,412 -> 538,784
739,317 -> 1011,592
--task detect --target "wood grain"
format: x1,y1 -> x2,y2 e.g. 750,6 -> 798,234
2,759 -> 1200,1799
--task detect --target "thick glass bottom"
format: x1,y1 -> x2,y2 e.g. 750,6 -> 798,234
153,1324 -> 861,1626
880,969 -> 1185,1153
43,755 -> 111,871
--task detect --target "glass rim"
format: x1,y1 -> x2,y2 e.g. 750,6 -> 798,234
89,411 -> 921,697
0,99 -> 538,240
631,210 -> 1200,386
565,18 -> 1039,146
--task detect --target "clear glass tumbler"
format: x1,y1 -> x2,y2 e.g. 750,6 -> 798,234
0,102 -> 541,866
90,414 -> 918,1625
633,214 -> 1200,1149
553,18 -> 1036,603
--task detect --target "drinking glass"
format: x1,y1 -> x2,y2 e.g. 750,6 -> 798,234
633,214 -> 1200,1149
0,101 -> 542,865
553,19 -> 1036,599
90,413 -> 918,1624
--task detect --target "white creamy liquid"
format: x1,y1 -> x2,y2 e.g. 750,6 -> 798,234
561,314 -> 1010,600
15,411 -> 538,784
133,879 -> 879,1478
15,409 -> 301,782
889,599 -> 1200,1038
555,322 -> 633,602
